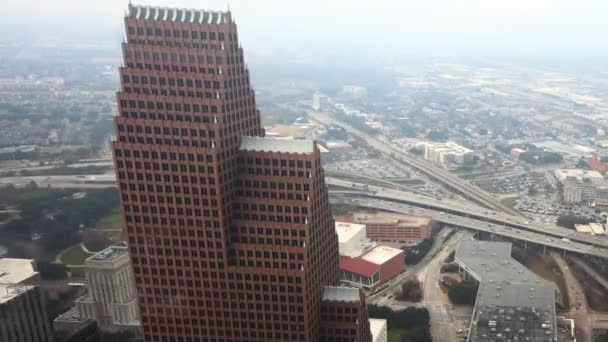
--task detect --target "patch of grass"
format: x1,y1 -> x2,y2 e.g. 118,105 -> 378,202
58,245 -> 93,266
40,145 -> 88,154
388,329 -> 407,342
500,196 -> 518,208
95,207 -> 123,231
68,266 -> 85,278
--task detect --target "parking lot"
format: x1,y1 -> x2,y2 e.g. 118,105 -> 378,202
513,196 -> 598,224
324,157 -> 411,180
472,172 -> 547,194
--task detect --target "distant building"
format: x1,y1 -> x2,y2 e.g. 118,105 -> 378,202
350,212 -> 433,242
596,185 -> 608,207
0,258 -> 53,342
574,223 -> 606,236
510,147 -> 526,158
338,246 -> 405,290
555,169 -> 606,204
423,141 -> 473,167
342,85 -> 367,98
554,169 -> 604,183
369,318 -> 388,342
55,246 -> 139,333
587,154 -> 607,174
325,141 -> 353,152
312,91 -> 329,111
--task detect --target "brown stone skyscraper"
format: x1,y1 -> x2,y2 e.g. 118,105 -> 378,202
113,4 -> 372,341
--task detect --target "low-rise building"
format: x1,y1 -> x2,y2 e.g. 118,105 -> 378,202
339,246 -> 404,290
455,240 -> 559,342
351,212 -> 433,242
423,141 -> 473,167
0,258 -> 53,342
575,223 -> 606,236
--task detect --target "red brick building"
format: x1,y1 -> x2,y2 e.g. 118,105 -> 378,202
113,4 -> 371,341
588,154 -> 607,174
339,246 -> 405,290
338,212 -> 433,242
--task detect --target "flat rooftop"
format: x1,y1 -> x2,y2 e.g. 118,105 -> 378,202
335,222 -> 366,243
87,246 -> 129,263
0,258 -> 38,304
554,169 -> 604,182
239,136 -> 314,154
455,240 -> 557,342
0,258 -> 37,285
361,246 -> 403,265
322,286 -> 360,303
353,212 -> 431,227
425,141 -> 472,154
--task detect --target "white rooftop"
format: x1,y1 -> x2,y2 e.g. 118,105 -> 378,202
0,258 -> 38,304
335,222 -> 366,243
369,318 -> 387,342
322,286 -> 360,303
0,258 -> 37,285
240,136 -> 314,154
425,141 -> 472,154
361,246 -> 403,265
554,169 -> 604,182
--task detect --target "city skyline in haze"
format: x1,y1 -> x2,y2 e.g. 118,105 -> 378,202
3,0 -> 608,66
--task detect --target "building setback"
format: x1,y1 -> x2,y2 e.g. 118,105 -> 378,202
113,4 -> 371,341
0,258 -> 53,342
55,246 -> 140,333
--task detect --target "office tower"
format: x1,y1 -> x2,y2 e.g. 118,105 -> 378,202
0,258 -> 53,342
54,246 -> 139,335
78,246 -> 139,328
113,4 -> 372,341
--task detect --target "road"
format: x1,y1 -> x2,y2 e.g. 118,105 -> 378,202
550,252 -> 592,342
327,177 -> 608,253
367,227 -> 456,305
422,230 -> 474,342
308,110 -> 520,216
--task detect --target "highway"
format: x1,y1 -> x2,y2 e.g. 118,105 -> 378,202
309,110 -> 521,216
327,177 -> 608,251
329,196 -> 608,258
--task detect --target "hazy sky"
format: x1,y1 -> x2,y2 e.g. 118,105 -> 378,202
3,0 -> 608,64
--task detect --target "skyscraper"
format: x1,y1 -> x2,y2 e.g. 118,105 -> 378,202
113,4 -> 372,341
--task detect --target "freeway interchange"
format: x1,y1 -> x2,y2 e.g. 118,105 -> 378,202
309,110 -> 521,216
327,178 -> 608,259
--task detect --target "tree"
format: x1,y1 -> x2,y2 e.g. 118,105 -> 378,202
366,304 -> 432,342
400,277 -> 423,302
556,215 -> 590,230
448,280 -> 479,305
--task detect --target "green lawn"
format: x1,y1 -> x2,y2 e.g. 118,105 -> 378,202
95,207 -> 123,231
40,145 -> 88,154
58,245 -> 93,266
388,329 -> 407,342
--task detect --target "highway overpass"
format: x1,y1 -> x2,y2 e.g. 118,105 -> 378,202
330,195 -> 608,258
327,177 -> 608,251
309,110 -> 521,216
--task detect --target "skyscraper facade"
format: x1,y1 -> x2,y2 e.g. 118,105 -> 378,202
113,4 -> 371,341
